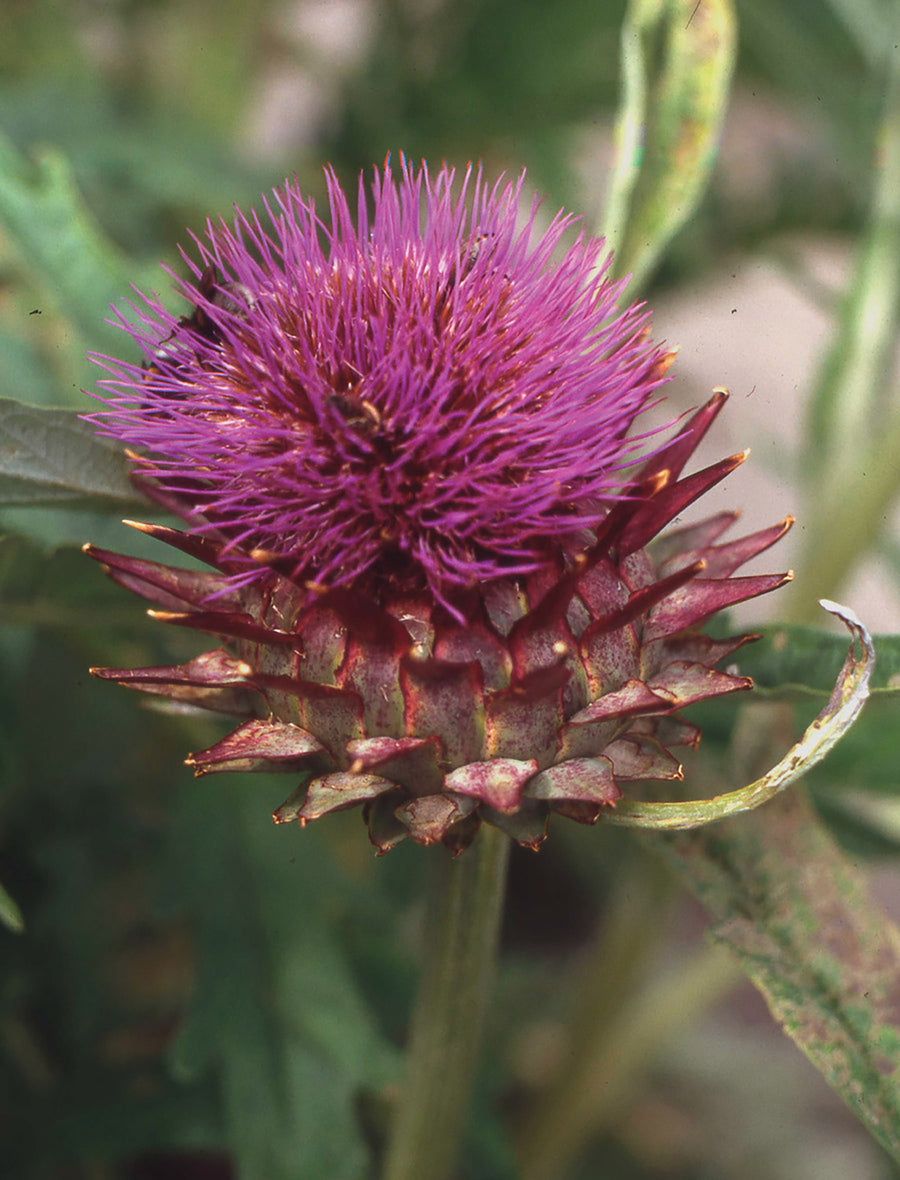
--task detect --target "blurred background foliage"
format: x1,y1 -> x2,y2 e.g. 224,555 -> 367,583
2,0 -> 900,1177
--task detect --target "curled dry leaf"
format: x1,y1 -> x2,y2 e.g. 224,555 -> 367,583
601,599 -> 874,830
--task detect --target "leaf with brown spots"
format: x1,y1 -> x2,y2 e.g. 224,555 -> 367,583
658,786 -> 900,1161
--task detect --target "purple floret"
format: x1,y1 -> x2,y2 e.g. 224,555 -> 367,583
92,158 -> 671,610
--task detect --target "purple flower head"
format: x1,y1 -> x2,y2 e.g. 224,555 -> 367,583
92,159 -> 671,615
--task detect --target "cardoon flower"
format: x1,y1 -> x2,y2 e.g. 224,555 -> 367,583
87,160 -> 791,854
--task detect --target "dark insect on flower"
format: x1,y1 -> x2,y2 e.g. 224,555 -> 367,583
141,264 -> 254,384
86,159 -> 791,854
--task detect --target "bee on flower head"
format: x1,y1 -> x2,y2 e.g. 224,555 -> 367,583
142,264 -> 254,383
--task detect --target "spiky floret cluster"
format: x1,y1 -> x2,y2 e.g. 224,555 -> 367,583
88,162 -> 792,854
92,161 -> 669,613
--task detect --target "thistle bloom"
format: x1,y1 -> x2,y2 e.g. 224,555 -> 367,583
87,160 -> 791,853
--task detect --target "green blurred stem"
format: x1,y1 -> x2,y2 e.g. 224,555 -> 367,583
791,407 -> 900,621
602,0 -> 656,268
797,25 -> 900,612
519,929 -> 740,1180
517,849 -> 671,1177
808,25 -> 900,482
381,824 -> 511,1180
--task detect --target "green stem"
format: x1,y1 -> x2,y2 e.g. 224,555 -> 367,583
789,406 -> 900,622
381,824 -> 511,1180
519,941 -> 740,1180
797,23 -> 900,609
805,21 -> 900,487
517,848 -> 673,1179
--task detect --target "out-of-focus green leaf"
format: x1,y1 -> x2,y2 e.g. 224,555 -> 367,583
0,398 -> 143,510
603,0 -> 737,292
0,324 -> 58,407
0,534 -> 145,628
806,700 -> 900,858
808,696 -> 900,795
656,787 -> 900,1162
816,791 -> 900,859
0,879 -> 24,932
166,781 -> 398,1180
735,623 -> 900,698
0,131 -> 156,355
0,79 -> 277,256
0,504 -> 166,554
337,0 -> 625,205
47,1085 -> 222,1166
822,0 -> 894,66
0,627 -> 227,1178
738,0 -> 873,140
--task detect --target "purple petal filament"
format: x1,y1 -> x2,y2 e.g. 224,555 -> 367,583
92,159 -> 670,609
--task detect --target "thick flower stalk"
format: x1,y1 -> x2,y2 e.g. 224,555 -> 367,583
87,160 -> 791,854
